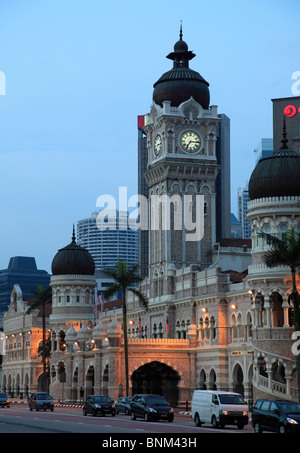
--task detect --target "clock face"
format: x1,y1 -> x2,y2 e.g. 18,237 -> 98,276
180,130 -> 201,153
154,134 -> 162,156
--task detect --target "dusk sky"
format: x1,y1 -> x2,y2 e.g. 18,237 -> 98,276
0,0 -> 299,273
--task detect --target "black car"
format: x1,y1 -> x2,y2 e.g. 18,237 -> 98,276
0,392 -> 10,408
83,395 -> 116,417
252,399 -> 300,433
115,397 -> 132,415
28,392 -> 54,411
130,394 -> 174,422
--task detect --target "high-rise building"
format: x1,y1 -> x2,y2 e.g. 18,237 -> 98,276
237,183 -> 251,239
137,121 -> 149,279
76,211 -> 138,271
0,256 -> 50,323
254,138 -> 273,164
272,96 -> 300,154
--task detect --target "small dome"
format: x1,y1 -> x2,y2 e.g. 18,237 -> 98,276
107,316 -> 122,334
249,123 -> 300,200
51,227 -> 95,276
174,38 -> 188,52
77,323 -> 91,340
93,319 -> 107,340
65,324 -> 77,341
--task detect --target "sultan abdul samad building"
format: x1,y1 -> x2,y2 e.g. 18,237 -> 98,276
2,30 -> 300,407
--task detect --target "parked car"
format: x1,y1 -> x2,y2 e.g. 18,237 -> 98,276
115,397 -> 132,415
252,399 -> 300,433
83,395 -> 116,417
0,392 -> 10,408
28,392 -> 54,411
130,394 -> 174,422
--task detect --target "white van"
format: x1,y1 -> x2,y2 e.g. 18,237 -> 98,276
191,390 -> 248,429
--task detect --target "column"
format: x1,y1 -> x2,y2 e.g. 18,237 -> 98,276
282,297 -> 290,327
266,364 -> 272,392
264,300 -> 272,327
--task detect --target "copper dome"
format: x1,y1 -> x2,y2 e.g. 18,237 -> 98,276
51,227 -> 95,276
249,122 -> 300,200
153,27 -> 210,109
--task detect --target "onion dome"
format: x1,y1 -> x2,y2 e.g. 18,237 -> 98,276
51,226 -> 95,276
93,319 -> 107,340
249,119 -> 300,200
153,25 -> 210,109
65,324 -> 77,342
77,323 -> 91,340
107,316 -> 122,335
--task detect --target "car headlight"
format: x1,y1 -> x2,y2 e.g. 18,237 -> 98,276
149,407 -> 157,413
222,410 -> 228,415
243,411 -> 248,416
95,404 -> 100,408
287,417 -> 298,425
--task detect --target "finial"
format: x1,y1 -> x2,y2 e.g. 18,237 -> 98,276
179,20 -> 183,40
280,116 -> 288,149
72,224 -> 76,243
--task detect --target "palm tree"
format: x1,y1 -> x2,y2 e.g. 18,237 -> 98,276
102,261 -> 148,396
258,228 -> 300,399
26,284 -> 52,378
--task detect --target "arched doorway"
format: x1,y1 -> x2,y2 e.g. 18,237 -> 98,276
232,363 -> 244,397
131,361 -> 180,406
86,366 -> 94,396
103,365 -> 109,395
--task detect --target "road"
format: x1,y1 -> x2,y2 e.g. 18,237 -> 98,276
0,404 -> 253,434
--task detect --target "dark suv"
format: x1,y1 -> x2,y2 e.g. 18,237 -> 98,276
130,394 -> 174,422
252,399 -> 300,433
28,392 -> 54,411
83,395 -> 116,416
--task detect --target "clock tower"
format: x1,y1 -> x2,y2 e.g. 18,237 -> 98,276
141,28 -> 221,286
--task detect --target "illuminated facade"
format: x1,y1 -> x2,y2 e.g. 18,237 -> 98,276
1,31 -> 300,408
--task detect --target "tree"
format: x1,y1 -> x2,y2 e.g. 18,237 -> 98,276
102,261 -> 148,396
26,284 -> 52,378
258,228 -> 300,400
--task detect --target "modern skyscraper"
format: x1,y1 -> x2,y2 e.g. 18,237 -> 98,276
0,257 -> 50,323
76,211 -> 138,271
137,121 -> 149,279
237,183 -> 251,239
272,96 -> 300,154
254,138 -> 273,164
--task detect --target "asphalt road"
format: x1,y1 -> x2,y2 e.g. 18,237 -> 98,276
1,405 -> 286,451
0,404 -> 253,435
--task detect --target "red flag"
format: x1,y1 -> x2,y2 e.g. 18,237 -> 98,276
166,315 -> 169,335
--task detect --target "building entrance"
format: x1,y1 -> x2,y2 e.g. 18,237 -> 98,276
131,361 -> 180,406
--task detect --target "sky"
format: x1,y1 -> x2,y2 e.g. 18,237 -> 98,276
0,0 -> 299,273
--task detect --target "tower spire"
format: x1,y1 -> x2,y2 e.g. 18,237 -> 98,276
72,224 -> 76,243
179,21 -> 183,40
280,116 -> 288,149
